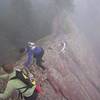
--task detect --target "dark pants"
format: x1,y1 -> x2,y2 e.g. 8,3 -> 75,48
34,48 -> 45,70
24,89 -> 38,100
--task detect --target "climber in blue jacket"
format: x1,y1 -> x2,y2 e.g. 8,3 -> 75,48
20,42 -> 45,70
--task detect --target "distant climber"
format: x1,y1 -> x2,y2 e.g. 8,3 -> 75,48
0,64 -> 43,100
19,42 -> 45,70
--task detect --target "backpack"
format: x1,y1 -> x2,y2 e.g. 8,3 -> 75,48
10,70 -> 35,94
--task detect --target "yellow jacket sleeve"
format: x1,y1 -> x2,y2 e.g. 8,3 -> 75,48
0,74 -> 9,80
0,80 -> 15,99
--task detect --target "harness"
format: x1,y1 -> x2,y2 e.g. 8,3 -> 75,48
10,70 -> 36,98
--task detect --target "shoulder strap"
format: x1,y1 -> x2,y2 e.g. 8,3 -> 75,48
10,70 -> 33,88
10,71 -> 19,80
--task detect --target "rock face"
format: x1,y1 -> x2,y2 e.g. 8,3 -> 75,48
0,12 -> 100,100
38,12 -> 100,100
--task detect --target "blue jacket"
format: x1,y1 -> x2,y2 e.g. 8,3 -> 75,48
24,47 -> 43,67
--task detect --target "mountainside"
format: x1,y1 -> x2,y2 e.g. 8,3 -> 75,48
0,12 -> 100,100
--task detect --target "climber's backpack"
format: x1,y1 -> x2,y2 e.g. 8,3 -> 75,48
10,70 -> 35,98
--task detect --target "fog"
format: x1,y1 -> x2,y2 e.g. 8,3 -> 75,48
0,0 -> 73,63
72,0 -> 100,60
0,0 -> 100,63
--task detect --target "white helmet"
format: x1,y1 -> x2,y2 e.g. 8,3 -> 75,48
28,42 -> 35,47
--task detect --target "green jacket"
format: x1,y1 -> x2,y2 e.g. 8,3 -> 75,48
0,70 -> 36,99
